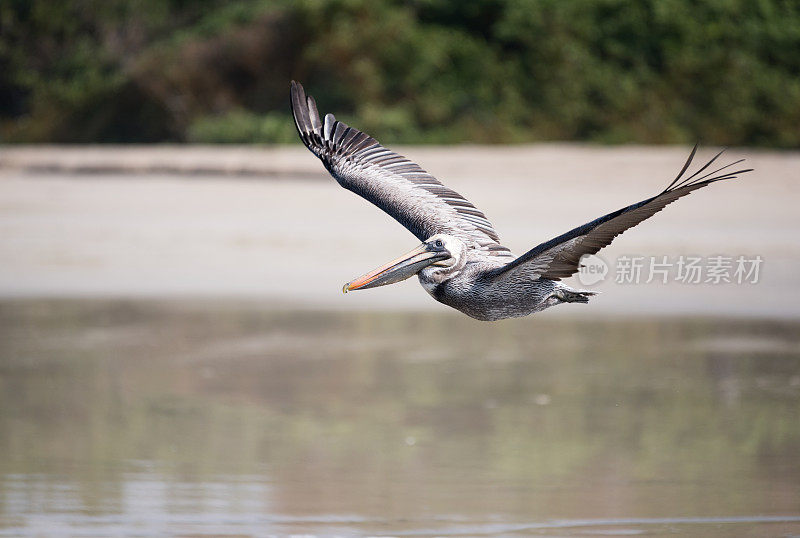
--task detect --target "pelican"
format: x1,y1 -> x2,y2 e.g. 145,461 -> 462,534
290,81 -> 751,321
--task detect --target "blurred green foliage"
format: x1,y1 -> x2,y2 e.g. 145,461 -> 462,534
1,0 -> 799,146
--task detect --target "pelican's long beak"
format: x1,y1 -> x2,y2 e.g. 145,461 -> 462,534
343,243 -> 448,292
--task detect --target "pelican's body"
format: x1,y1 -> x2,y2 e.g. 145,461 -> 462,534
420,257 -> 564,321
398,235 -> 575,320
291,81 -> 751,321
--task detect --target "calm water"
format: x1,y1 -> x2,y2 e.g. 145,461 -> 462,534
1,300 -> 799,537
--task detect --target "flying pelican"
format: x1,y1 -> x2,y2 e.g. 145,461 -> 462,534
290,81 -> 751,321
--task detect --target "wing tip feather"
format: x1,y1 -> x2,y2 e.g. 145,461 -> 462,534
664,146 -> 753,194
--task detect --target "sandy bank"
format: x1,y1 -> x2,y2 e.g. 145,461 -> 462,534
1,144 -> 798,317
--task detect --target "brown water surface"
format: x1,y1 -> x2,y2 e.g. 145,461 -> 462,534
1,301 -> 799,536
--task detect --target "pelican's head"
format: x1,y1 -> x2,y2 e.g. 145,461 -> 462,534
343,234 -> 464,292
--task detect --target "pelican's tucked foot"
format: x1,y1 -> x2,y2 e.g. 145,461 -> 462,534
553,288 -> 598,304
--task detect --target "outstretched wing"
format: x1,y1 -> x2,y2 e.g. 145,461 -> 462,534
488,146 -> 752,282
290,81 -> 511,257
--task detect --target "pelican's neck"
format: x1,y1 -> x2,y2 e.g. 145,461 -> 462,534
418,246 -> 467,290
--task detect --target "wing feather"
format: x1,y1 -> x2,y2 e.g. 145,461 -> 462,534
489,147 -> 752,282
290,81 -> 511,255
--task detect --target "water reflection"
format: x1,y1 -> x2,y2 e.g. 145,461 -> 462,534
1,300 -> 799,536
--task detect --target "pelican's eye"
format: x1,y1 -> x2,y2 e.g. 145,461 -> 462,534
434,239 -> 444,249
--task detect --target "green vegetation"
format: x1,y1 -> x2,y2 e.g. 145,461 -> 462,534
2,0 -> 799,146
